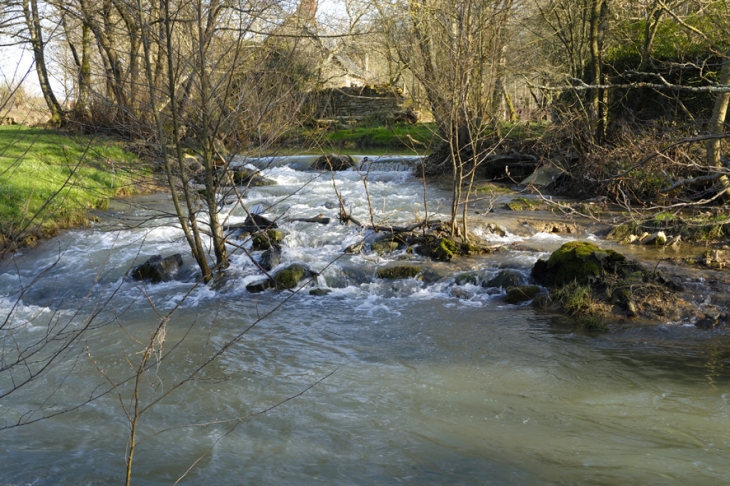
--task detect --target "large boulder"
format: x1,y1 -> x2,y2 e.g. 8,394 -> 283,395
131,254 -> 183,283
311,154 -> 355,171
530,241 -> 690,321
531,241 -> 626,287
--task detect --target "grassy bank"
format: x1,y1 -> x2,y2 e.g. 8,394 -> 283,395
292,122 -> 437,151
0,126 -> 147,248
284,120 -> 550,153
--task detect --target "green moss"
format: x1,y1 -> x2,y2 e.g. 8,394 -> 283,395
431,238 -> 457,261
273,264 -> 309,289
376,265 -> 421,279
542,241 -> 625,286
506,197 -> 541,211
315,123 -> 436,149
252,229 -> 285,251
472,183 -> 513,196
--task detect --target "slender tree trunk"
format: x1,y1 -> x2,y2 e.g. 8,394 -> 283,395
196,0 -> 228,272
23,0 -> 64,125
135,0 -> 211,281
707,46 -> 730,196
588,0 -> 605,143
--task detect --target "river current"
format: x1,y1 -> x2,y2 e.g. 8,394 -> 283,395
1,155 -> 729,485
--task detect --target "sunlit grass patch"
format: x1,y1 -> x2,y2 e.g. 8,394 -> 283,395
0,126 -> 146,238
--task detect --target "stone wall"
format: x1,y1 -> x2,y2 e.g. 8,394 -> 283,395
310,86 -> 405,121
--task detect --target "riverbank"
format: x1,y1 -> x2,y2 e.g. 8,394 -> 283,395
0,126 -> 150,255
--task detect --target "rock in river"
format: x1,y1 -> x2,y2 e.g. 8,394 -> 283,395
131,254 -> 183,283
311,154 -> 355,171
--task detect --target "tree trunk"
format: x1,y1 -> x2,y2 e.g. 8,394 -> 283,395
588,0 -> 605,143
707,46 -> 730,197
23,0 -> 64,125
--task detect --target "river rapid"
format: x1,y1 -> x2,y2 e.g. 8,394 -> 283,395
1,155 -> 730,485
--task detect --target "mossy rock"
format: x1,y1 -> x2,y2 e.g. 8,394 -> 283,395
309,288 -> 332,296
532,241 -> 626,286
416,236 -> 457,261
252,229 -> 285,251
504,285 -> 542,304
455,272 -> 479,286
505,197 -> 541,211
607,223 -> 635,241
273,264 -> 311,289
376,265 -> 421,280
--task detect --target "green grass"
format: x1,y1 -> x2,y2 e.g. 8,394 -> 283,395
0,126 -> 145,240
311,123 -> 437,150
294,119 -> 549,152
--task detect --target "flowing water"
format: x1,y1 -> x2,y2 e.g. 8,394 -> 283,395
2,155 -> 730,485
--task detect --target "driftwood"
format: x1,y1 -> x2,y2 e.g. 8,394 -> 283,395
226,215 -> 332,233
285,217 -> 331,225
343,215 -> 442,233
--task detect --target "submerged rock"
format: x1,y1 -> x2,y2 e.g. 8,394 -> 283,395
454,272 -> 479,286
376,265 -> 421,280
484,269 -> 526,289
504,285 -> 542,304
311,154 -> 355,171
131,254 -> 183,283
371,240 -> 401,255
246,279 -> 272,293
259,245 -> 282,271
309,288 -> 332,296
231,168 -> 276,187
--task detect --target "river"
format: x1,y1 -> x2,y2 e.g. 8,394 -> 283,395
1,155 -> 729,485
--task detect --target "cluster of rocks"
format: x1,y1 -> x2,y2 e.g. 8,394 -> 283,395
531,241 -> 688,320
